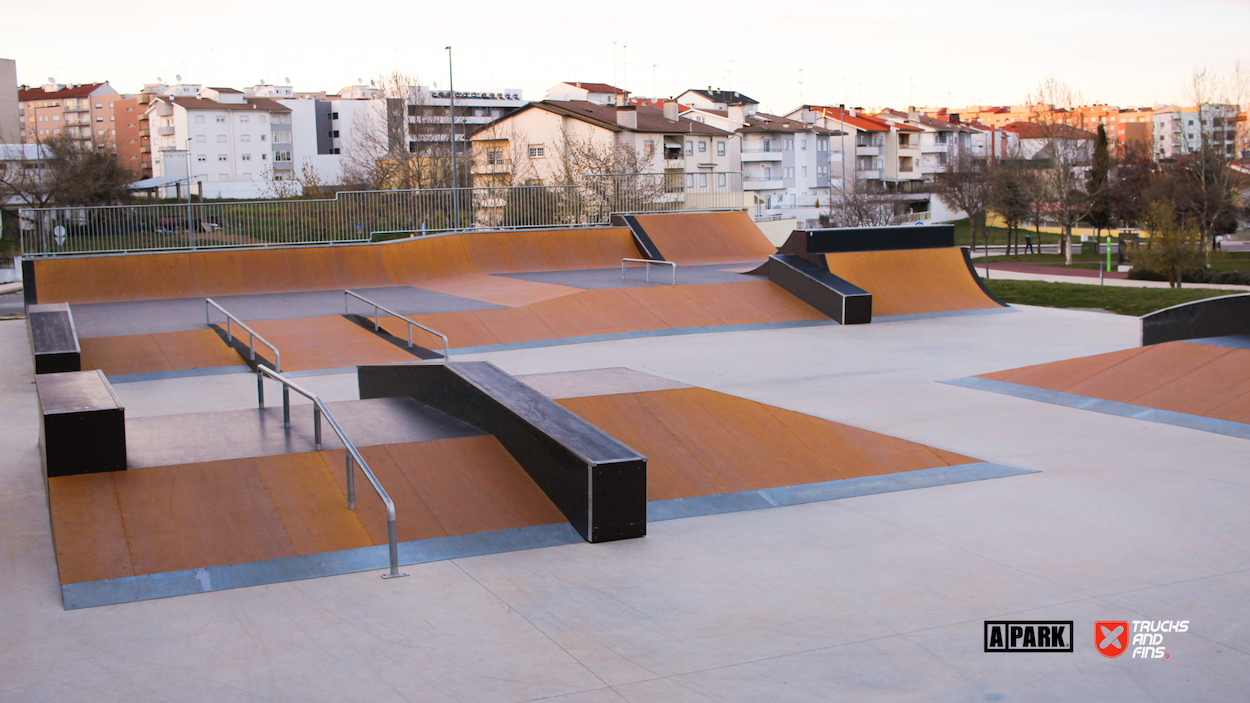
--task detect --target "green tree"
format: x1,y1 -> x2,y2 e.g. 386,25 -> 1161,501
1128,200 -> 1211,288
990,159 -> 1033,255
1087,125 -> 1112,233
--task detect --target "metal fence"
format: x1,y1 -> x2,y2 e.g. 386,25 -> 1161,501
19,172 -> 744,257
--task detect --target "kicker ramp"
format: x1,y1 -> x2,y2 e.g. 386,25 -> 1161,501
628,211 -> 777,265
358,361 -> 647,543
766,256 -> 871,324
771,224 -> 1004,318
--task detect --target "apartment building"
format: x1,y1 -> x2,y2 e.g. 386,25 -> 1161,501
1152,104 -> 1239,159
682,104 -> 837,224
789,106 -> 926,194
113,84 -> 170,180
467,99 -> 732,188
146,87 -> 292,198
546,82 -> 627,105
677,89 -> 759,117
1000,122 -> 1095,161
18,81 -> 120,149
279,85 -> 383,185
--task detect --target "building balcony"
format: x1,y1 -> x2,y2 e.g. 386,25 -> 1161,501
744,177 -> 784,190
742,149 -> 783,161
141,144 -> 151,153
63,105 -> 88,113
274,161 -> 294,170
139,128 -> 150,137
897,144 -> 922,154
856,145 -> 881,156
664,157 -> 685,169
157,126 -> 175,136
855,169 -> 882,180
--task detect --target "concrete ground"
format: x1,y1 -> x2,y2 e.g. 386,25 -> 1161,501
2,303 -> 1247,701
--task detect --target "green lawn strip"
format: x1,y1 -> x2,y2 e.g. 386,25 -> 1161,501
984,279 -> 1244,317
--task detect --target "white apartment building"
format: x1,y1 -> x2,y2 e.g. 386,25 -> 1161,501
683,104 -> 838,227
146,86 -> 293,199
677,89 -> 759,117
1153,104 -> 1239,159
468,100 -> 733,188
546,82 -> 626,105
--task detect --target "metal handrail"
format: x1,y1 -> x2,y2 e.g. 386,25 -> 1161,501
256,365 -> 407,580
344,290 -> 450,359
207,298 -> 290,425
622,258 -> 677,285
206,298 -> 281,370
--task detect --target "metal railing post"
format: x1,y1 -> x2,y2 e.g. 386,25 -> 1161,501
346,452 -> 356,510
313,404 -> 322,450
283,386 -> 290,428
257,369 -> 264,408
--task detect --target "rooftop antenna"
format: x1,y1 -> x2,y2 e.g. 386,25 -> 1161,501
728,59 -> 735,90
623,44 -> 627,94
799,68 -> 803,104
612,42 -> 617,90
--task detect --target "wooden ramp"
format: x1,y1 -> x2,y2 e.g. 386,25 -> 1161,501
822,248 -> 1001,317
30,226 -> 640,305
630,211 -> 777,265
558,387 -> 978,502
978,341 -> 1250,425
48,436 -> 565,585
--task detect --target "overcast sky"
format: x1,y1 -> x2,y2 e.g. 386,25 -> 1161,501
8,0 -> 1248,113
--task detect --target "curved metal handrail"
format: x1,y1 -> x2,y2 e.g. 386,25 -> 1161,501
344,289 -> 450,359
256,365 -> 407,579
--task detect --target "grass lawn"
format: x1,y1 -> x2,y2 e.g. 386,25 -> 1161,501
982,251 -> 1250,273
984,279 -> 1245,317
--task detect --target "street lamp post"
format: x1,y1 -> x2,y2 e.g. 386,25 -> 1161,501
446,46 -> 460,232
186,136 -> 195,248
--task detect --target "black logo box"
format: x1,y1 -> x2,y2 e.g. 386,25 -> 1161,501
984,621 -> 1074,652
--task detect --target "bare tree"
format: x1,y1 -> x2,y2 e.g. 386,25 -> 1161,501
341,70 -> 459,191
1028,77 -> 1097,264
935,147 -> 993,251
1167,67 -> 1242,250
260,160 -> 333,200
991,155 -> 1033,255
820,178 -> 903,227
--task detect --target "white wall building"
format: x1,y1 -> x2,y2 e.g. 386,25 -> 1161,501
1152,104 -> 1239,159
146,86 -> 293,199
546,82 -> 626,105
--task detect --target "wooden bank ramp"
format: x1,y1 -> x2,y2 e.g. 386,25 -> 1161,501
766,224 -> 1006,320
630,211 -> 778,265
28,226 -> 641,305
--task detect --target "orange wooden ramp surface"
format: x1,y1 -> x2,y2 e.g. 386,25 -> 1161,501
631,211 -> 777,265
32,226 -> 640,305
978,341 -> 1250,425
558,387 -> 978,502
48,436 -> 565,585
822,248 -> 1001,316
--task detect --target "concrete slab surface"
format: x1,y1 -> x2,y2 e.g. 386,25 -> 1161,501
2,298 -> 1248,701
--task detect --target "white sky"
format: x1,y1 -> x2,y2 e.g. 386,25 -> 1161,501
7,0 -> 1248,114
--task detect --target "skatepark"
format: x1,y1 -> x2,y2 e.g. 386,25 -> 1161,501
3,209 -> 1247,700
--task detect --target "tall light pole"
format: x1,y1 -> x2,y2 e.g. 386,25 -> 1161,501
186,136 -> 195,248
446,46 -> 459,231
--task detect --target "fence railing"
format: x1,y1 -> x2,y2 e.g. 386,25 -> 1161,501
255,365 -> 407,580
19,173 -> 744,257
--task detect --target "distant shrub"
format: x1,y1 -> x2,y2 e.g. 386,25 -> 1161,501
1210,270 -> 1250,286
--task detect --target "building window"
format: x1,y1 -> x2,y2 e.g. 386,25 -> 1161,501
217,135 -> 227,142
275,151 -> 291,161
528,144 -> 545,158
196,135 -> 205,143
218,154 -> 227,161
686,140 -> 693,155
242,154 -> 252,161
717,141 -> 725,156
216,115 -> 225,123
487,150 -> 504,165
220,173 -> 229,181
241,134 -> 251,142
95,103 -> 102,109
195,115 -> 205,124
330,148 -> 340,154
260,134 -> 267,141
275,132 -> 291,143
259,115 -> 266,124
685,174 -> 694,188
699,174 -> 708,187
644,141 -> 653,156
718,173 -> 726,187
698,141 -> 706,152
329,112 -> 339,120
239,115 -> 249,123
261,153 -> 267,160
197,154 -> 206,161
801,138 -> 807,150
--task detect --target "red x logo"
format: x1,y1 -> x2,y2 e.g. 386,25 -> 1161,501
1096,621 -> 1129,658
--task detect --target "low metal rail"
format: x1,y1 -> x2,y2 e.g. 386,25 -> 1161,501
344,290 -> 450,359
206,298 -> 290,424
256,365 -> 407,579
622,258 -> 677,285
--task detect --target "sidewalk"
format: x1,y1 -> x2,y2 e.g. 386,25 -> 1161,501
980,266 -> 1250,291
